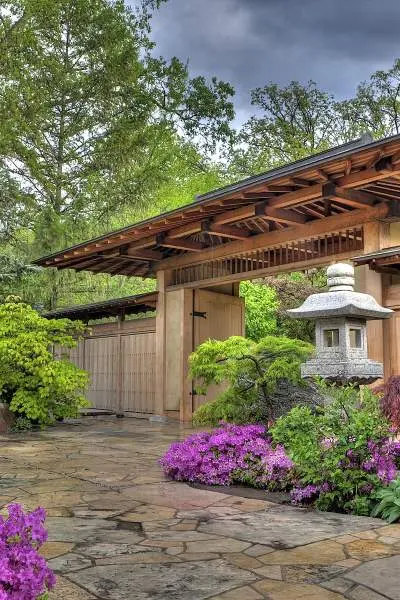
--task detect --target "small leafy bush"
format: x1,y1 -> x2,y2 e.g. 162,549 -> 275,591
0,503 -> 56,599
190,335 -> 314,425
372,478 -> 400,523
160,422 -> 293,489
271,384 -> 400,515
0,298 -> 89,426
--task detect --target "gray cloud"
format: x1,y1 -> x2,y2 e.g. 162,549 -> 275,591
132,0 -> 400,124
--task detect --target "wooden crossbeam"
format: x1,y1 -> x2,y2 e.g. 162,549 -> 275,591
202,222 -> 250,240
124,248 -> 163,261
156,203 -> 388,270
259,205 -> 308,225
323,183 -> 376,209
156,234 -> 203,251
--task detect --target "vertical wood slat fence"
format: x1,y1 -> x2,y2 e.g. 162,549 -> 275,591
68,317 -> 156,415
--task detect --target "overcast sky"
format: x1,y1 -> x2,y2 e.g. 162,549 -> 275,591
139,0 -> 400,126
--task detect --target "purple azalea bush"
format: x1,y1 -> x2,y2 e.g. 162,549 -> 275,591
160,423 -> 293,489
0,504 -> 55,599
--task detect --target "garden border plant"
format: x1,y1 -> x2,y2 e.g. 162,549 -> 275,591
0,296 -> 89,427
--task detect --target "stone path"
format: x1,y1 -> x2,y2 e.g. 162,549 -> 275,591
1,416 -> 400,599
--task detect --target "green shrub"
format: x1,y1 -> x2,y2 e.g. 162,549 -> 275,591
0,298 -> 89,426
191,335 -> 314,425
372,478 -> 400,523
271,384 -> 396,515
239,281 -> 278,340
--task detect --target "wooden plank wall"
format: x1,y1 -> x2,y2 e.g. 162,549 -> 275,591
69,318 -> 156,415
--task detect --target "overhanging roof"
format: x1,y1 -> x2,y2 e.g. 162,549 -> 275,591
354,245 -> 400,274
35,133 -> 400,278
43,291 -> 158,321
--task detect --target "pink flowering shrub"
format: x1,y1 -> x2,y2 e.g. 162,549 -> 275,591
0,504 -> 55,599
160,423 -> 293,489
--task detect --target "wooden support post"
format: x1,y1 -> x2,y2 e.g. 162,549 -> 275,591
355,222 -> 390,367
155,270 -> 172,418
116,311 -> 125,417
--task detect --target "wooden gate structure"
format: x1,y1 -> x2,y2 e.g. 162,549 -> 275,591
38,133 -> 400,421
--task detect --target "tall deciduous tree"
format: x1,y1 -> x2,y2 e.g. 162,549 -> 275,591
0,0 -> 234,306
230,81 -> 344,176
340,59 -> 400,139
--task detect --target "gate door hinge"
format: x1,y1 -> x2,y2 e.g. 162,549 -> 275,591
191,311 -> 207,319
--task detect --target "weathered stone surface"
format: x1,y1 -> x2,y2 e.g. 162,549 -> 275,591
283,564 -> 347,584
346,539 -> 395,561
199,507 -> 381,548
209,586 -> 263,600
117,505 -> 176,522
349,586 -> 390,600
76,542 -> 152,558
122,482 -> 228,509
40,541 -> 74,559
320,577 -> 355,594
253,579 -> 346,599
46,517 -> 116,542
48,552 -> 92,573
347,555 -> 400,599
185,538 -> 251,554
260,540 -> 346,565
68,559 -> 257,599
48,575 -> 97,599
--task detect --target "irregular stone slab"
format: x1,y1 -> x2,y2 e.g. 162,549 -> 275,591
348,585 -> 390,600
49,552 -> 92,573
199,506 -> 382,549
40,541 -> 75,559
253,579 -> 346,599
117,505 -> 176,522
122,482 -> 229,509
210,585 -> 263,600
145,530 -> 220,543
77,542 -> 154,559
48,575 -> 97,599
95,552 -> 182,565
346,539 -> 396,561
46,517 -> 116,542
347,555 -> 400,599
185,538 -> 251,554
68,559 -> 257,599
260,540 -> 346,565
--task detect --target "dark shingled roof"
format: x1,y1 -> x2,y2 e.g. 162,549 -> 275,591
43,291 -> 157,321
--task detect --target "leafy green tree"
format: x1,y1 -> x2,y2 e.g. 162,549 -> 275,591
239,281 -> 278,341
0,297 -> 89,425
190,335 -> 314,425
230,81 -> 344,176
0,0 -> 235,306
340,59 -> 400,139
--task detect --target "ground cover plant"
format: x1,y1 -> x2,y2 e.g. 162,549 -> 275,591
0,297 -> 89,427
160,422 -> 293,489
0,503 -> 55,599
190,335 -> 315,426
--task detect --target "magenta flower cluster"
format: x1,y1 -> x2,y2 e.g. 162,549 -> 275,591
362,439 -> 400,483
0,504 -> 56,600
160,423 -> 293,489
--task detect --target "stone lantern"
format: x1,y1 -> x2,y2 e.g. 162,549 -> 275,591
287,263 -> 393,384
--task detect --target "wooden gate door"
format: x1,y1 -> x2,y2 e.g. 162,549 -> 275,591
192,289 -> 244,411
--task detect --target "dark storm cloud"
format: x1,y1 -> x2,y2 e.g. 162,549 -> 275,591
133,0 -> 400,123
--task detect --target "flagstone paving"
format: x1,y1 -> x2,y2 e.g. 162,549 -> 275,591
0,416 -> 400,599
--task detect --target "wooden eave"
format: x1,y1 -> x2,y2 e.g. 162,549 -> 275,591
34,133 -> 400,277
353,245 -> 400,274
43,291 -> 158,321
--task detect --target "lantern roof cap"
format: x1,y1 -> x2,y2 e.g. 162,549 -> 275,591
287,263 -> 393,321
